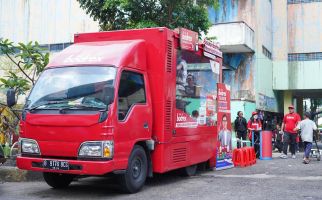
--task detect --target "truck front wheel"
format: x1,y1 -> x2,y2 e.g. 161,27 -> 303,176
119,145 -> 147,193
43,172 -> 75,189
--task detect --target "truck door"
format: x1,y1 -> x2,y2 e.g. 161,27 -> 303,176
114,70 -> 152,165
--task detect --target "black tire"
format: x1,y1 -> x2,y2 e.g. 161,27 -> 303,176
43,172 -> 74,189
317,155 -> 321,161
119,145 -> 147,193
182,164 -> 198,177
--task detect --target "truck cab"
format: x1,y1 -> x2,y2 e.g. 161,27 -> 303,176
16,27 -> 222,193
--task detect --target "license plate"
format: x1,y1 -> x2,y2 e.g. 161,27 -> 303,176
43,160 -> 69,170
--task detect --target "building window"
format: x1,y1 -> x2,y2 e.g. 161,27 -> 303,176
288,52 -> 322,62
288,0 -> 322,4
48,43 -> 72,52
262,46 -> 272,60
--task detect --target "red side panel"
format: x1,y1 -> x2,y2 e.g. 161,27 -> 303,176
150,30 -> 219,173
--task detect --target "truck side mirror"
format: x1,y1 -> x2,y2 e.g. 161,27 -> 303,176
6,88 -> 16,107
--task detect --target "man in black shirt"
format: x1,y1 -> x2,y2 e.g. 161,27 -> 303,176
234,111 -> 247,148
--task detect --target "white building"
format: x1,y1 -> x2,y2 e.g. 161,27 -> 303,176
0,0 -> 99,44
0,0 -> 99,103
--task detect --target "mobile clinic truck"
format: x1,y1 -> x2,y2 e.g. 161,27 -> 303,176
12,27 -> 223,193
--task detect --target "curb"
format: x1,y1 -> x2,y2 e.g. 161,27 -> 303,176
0,166 -> 43,182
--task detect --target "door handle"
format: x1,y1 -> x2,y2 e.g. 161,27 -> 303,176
143,122 -> 149,129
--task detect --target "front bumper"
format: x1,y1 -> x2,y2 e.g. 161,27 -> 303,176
17,156 -> 115,175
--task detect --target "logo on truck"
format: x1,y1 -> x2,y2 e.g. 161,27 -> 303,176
176,113 -> 187,122
63,54 -> 102,63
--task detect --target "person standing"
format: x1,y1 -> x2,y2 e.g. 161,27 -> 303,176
273,124 -> 283,153
247,112 -> 262,158
247,112 -> 262,131
280,105 -> 301,159
258,110 -> 265,129
294,112 -> 318,164
234,111 -> 247,148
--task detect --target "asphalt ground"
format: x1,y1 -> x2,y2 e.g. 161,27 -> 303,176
1,152 -> 322,200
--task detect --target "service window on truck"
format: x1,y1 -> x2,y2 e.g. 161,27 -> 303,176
176,50 -> 220,128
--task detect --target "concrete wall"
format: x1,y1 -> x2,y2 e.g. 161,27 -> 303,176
223,53 -> 255,101
255,52 -> 278,112
272,0 -> 288,61
270,0 -> 288,92
283,91 -> 293,114
231,100 -> 256,122
208,0 -> 257,103
210,0 -> 322,113
207,22 -> 255,52
208,0 -> 256,29
288,61 -> 322,89
253,0 -> 277,112
209,0 -> 276,112
0,0 -> 99,44
256,0 -> 272,52
271,0 -> 288,90
273,1 -> 322,91
288,2 -> 322,53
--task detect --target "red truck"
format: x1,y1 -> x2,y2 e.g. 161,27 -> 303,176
11,27 -> 223,193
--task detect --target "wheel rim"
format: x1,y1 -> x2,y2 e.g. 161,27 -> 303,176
131,157 -> 142,179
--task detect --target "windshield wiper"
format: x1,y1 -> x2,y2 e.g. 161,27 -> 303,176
58,104 -> 105,114
27,100 -> 69,112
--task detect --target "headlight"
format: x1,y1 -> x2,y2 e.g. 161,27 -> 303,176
78,141 -> 114,158
20,138 -> 40,154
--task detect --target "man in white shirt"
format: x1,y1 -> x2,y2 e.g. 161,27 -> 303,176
294,112 -> 318,164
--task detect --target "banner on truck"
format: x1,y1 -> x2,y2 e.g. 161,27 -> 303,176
179,28 -> 199,52
216,83 -> 233,170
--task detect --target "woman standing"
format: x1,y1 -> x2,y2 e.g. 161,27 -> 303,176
248,112 -> 262,157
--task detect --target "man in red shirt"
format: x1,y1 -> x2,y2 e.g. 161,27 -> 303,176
280,105 -> 301,159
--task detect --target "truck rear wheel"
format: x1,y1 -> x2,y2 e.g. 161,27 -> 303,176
182,164 -> 198,176
119,145 -> 147,193
43,172 -> 74,189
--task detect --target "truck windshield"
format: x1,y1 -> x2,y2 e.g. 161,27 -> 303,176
26,66 -> 116,111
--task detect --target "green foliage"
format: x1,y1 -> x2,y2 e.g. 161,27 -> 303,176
206,36 -> 217,41
77,0 -> 219,34
0,72 -> 30,95
0,38 -> 49,97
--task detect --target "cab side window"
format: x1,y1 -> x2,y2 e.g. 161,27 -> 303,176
118,71 -> 146,120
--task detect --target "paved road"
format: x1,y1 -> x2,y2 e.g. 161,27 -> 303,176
1,153 -> 322,200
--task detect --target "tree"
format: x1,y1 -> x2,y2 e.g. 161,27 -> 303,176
0,39 -> 48,151
0,39 -> 49,100
77,0 -> 219,34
